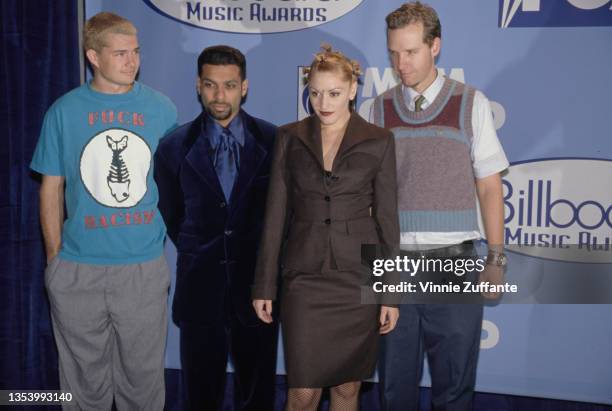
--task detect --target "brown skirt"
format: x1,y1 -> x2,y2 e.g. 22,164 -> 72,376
280,268 -> 380,388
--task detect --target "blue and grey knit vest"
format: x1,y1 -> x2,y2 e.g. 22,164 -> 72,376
372,77 -> 479,233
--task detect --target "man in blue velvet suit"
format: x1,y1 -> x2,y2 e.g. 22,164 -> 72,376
154,45 -> 278,411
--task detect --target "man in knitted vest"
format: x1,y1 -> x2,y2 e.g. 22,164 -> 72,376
371,2 -> 509,410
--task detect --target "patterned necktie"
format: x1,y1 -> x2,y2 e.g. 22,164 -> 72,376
214,128 -> 239,201
414,95 -> 426,112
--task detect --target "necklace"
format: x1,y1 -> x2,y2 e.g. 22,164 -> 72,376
321,120 -> 349,171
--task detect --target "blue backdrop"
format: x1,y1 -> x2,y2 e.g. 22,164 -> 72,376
1,0 -> 80,394
85,0 -> 612,405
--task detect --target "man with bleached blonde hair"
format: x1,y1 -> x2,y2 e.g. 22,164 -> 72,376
31,11 -> 176,410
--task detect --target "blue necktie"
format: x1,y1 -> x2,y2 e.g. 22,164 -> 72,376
214,128 -> 239,201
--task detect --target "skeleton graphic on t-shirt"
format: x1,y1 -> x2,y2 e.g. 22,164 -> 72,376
80,128 -> 151,208
106,135 -> 131,202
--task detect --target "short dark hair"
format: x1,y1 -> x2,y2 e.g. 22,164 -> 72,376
197,45 -> 246,80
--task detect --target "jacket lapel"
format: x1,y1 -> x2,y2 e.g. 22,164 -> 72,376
184,113 -> 225,201
296,113 -> 373,172
334,112 -> 373,169
296,115 -> 324,170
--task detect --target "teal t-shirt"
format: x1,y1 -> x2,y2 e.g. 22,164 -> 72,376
31,82 -> 177,264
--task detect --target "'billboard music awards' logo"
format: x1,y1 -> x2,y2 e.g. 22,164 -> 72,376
503,158 -> 612,263
499,0 -> 612,27
297,66 -> 507,131
144,0 -> 363,33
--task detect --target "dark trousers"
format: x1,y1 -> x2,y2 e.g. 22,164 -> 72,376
379,303 -> 483,411
179,313 -> 278,411
379,244 -> 483,411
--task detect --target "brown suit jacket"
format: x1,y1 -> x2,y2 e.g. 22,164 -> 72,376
252,112 -> 399,300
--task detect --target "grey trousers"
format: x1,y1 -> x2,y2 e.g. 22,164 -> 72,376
45,255 -> 170,411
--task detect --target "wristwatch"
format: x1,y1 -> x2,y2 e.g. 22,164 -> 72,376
486,251 -> 508,267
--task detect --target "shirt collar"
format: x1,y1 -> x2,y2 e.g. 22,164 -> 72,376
204,111 -> 245,149
402,71 -> 445,110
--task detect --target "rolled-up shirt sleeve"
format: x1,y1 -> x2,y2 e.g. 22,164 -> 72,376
471,90 -> 509,179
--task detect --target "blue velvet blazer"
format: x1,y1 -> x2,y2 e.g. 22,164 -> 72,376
154,110 -> 276,326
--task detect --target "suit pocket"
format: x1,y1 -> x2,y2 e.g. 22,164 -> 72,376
282,223 -> 324,272
253,174 -> 270,181
331,218 -> 380,273
347,217 -> 380,244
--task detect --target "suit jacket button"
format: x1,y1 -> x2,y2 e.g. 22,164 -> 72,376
324,218 -> 331,225
324,195 -> 330,202
219,201 -> 226,208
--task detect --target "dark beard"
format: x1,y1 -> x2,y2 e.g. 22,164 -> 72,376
205,103 -> 232,121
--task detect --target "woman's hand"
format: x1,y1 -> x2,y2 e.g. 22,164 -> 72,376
253,299 -> 274,324
379,306 -> 399,334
